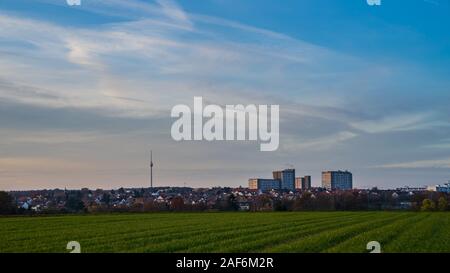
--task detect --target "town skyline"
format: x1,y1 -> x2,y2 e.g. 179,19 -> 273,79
3,165 -> 447,192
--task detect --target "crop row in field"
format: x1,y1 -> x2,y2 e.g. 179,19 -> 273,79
0,212 -> 448,253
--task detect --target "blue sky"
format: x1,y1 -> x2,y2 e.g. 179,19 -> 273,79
0,0 -> 449,190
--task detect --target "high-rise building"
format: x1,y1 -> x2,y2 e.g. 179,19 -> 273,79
322,171 -> 352,190
280,169 -> 295,191
303,176 -> 312,190
273,171 -> 282,180
295,176 -> 312,190
295,177 -> 303,190
249,169 -> 296,192
249,178 -> 281,192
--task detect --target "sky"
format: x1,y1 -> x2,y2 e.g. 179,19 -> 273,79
0,0 -> 449,190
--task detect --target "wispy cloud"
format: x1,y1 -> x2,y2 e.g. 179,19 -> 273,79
156,0 -> 193,28
374,158 -> 450,169
282,131 -> 358,152
424,0 -> 440,6
0,129 -> 100,144
350,112 -> 435,134
0,6 -> 361,119
423,138 -> 450,149
0,157 -> 92,172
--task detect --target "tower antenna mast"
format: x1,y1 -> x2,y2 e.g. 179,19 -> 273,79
150,150 -> 154,189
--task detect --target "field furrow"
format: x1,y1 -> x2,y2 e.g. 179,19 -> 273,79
1,212 -> 449,253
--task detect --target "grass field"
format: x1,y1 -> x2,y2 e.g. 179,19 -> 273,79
0,212 -> 449,253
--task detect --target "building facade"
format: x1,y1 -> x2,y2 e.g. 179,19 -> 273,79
248,178 -> 281,192
295,176 -> 312,190
303,176 -> 312,190
295,177 -> 303,190
427,183 -> 450,193
249,169 -> 296,192
272,171 -> 282,180
280,169 -> 295,191
322,171 -> 352,190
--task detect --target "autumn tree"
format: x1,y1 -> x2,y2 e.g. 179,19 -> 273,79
438,197 -> 448,211
421,199 -> 436,212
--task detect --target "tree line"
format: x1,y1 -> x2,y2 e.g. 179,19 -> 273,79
0,190 -> 449,215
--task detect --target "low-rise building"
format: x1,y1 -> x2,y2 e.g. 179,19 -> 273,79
427,183 -> 450,193
322,170 -> 353,190
248,178 -> 281,192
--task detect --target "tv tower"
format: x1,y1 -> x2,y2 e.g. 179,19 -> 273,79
150,150 -> 154,189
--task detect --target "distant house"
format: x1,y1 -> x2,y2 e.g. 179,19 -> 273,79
32,205 -> 42,212
428,183 -> 450,193
400,202 -> 413,209
238,201 -> 250,211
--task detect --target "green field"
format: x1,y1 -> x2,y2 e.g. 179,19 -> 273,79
1,212 -> 449,253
